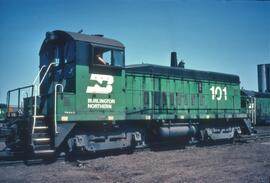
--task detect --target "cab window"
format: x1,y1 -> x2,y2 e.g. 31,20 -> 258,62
113,50 -> 124,67
40,41 -> 75,93
64,41 -> 75,63
93,46 -> 124,67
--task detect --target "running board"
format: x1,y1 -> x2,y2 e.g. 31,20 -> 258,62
34,149 -> 55,154
33,126 -> 48,130
33,115 -> 45,118
33,138 -> 50,142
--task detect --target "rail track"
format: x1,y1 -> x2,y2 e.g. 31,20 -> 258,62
0,129 -> 270,167
236,132 -> 270,142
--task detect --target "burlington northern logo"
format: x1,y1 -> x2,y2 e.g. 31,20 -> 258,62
86,74 -> 114,94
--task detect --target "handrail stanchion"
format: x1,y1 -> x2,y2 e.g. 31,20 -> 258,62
54,84 -> 64,134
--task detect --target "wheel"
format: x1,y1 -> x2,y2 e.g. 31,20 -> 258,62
230,131 -> 238,144
126,137 -> 135,154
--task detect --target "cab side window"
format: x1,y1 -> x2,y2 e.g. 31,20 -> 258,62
92,46 -> 124,67
113,50 -> 124,67
94,47 -> 109,65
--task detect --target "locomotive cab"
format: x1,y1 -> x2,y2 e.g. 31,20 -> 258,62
38,31 -> 126,120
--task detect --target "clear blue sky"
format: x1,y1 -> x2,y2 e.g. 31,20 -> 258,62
0,0 -> 269,103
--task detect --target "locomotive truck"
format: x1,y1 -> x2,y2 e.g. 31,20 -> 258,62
2,30 -> 253,158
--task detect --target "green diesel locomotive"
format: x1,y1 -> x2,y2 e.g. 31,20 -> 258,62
241,90 -> 270,125
3,30 -> 253,157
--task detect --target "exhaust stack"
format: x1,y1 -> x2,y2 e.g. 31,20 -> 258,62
170,52 -> 185,69
171,52 -> 177,67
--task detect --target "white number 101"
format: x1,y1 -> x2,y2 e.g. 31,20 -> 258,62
210,86 -> 227,101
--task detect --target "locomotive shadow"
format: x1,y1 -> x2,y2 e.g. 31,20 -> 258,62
65,149 -> 135,163
0,138 -> 246,166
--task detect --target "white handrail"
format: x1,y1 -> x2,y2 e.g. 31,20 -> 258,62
32,62 -> 55,134
54,84 -> 64,134
32,65 -> 46,101
33,65 -> 46,85
38,62 -> 56,95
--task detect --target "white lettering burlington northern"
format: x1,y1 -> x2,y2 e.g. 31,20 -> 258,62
88,98 -> 115,104
88,104 -> 112,109
87,98 -> 116,109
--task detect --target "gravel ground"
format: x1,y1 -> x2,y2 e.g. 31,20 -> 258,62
0,139 -> 269,183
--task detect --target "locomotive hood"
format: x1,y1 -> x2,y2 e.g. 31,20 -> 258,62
126,64 -> 240,83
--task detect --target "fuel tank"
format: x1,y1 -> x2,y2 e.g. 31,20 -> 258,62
158,125 -> 196,138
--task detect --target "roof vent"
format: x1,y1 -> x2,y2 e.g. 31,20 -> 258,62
178,59 -> 185,69
78,29 -> 83,34
92,34 -> 104,37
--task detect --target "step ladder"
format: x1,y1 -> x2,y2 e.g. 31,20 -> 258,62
31,62 -> 56,156
32,115 -> 55,155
